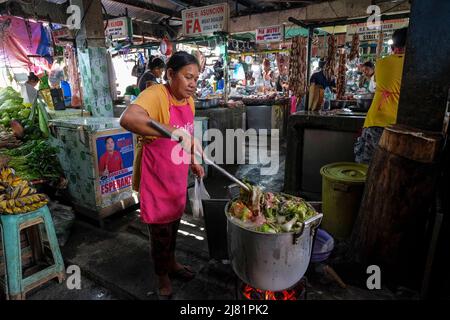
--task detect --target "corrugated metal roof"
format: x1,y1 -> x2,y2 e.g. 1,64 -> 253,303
101,0 -> 172,23
101,0 -> 329,21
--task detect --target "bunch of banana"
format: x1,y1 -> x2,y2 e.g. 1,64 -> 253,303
1,167 -> 14,184
0,167 -> 49,215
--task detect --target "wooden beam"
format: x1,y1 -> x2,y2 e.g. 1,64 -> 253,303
396,0 -> 450,132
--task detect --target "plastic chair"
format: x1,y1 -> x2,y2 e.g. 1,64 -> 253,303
0,205 -> 65,300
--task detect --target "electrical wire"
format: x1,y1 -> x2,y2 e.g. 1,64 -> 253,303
380,0 -> 409,15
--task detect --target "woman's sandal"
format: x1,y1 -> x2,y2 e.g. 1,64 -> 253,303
169,265 -> 196,281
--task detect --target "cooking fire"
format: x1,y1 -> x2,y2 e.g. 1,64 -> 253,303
240,278 -> 306,300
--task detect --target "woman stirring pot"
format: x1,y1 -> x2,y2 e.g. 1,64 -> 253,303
120,51 -> 205,299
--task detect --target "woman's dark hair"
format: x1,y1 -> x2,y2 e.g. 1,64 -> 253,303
164,51 -> 200,81
392,27 -> 408,49
318,59 -> 326,69
28,72 -> 39,82
363,61 -> 375,69
147,57 -> 165,70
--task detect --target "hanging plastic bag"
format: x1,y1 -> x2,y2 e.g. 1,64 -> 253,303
189,177 -> 210,218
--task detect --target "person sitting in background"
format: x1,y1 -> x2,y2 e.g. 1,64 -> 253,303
308,59 -> 336,111
20,72 -> 40,106
360,61 -> 376,93
138,57 -> 165,92
354,27 -> 408,164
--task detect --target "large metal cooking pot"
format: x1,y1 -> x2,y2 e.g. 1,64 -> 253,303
225,201 -> 323,291
354,93 -> 374,112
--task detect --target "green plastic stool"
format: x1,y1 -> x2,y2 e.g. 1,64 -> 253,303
0,205 -> 65,300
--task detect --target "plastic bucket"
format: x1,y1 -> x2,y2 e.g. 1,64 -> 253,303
311,229 -> 334,263
320,162 -> 368,239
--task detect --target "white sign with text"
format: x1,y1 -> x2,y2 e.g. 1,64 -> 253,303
182,3 -> 229,36
346,18 -> 409,42
256,25 -> 284,43
105,17 -> 132,40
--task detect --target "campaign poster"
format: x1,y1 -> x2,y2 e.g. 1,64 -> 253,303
96,132 -> 134,196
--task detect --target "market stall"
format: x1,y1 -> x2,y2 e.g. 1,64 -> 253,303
288,14 -> 410,114
284,14 -> 410,201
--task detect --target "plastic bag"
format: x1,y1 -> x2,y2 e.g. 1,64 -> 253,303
189,178 -> 210,218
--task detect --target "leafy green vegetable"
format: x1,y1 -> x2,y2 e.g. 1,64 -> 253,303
1,139 -> 63,181
229,189 -> 318,234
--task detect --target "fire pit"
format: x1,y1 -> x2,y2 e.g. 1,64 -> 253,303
238,278 -> 307,300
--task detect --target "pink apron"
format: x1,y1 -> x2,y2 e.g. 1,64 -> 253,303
140,90 -> 194,224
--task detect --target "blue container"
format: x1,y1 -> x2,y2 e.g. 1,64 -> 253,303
60,80 -> 72,107
311,229 -> 334,263
217,79 -> 224,90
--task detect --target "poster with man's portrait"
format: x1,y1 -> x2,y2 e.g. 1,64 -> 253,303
96,133 -> 134,196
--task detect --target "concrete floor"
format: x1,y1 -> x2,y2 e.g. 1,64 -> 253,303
22,136 -> 419,300
26,211 -> 406,301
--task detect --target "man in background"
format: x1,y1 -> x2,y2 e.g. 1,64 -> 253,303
99,136 -> 124,177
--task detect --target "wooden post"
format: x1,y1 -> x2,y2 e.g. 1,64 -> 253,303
349,125 -> 442,288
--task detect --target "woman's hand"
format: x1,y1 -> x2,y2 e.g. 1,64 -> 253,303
190,164 -> 205,178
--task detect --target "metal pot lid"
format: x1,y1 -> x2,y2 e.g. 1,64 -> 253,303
320,162 -> 368,183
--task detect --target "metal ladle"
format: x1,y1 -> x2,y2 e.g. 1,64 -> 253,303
148,120 -> 250,192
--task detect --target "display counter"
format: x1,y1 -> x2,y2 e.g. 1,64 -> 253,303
47,108 -> 91,119
48,117 -> 138,226
284,111 -> 366,201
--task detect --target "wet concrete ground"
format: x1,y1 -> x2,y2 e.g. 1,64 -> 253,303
25,137 -> 418,300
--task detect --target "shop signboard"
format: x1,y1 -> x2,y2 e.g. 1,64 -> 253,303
346,18 -> 409,42
96,132 -> 134,197
105,17 -> 133,40
256,25 -> 284,43
52,27 -> 71,45
182,3 -> 229,36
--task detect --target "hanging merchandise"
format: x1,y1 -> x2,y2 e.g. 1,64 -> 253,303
288,36 -> 307,99
160,37 -> 173,56
349,33 -> 360,61
336,49 -> 347,100
38,72 -> 54,110
49,60 -> 65,88
64,45 -> 82,107
276,53 -> 289,78
0,16 -> 52,75
194,49 -> 206,73
376,30 -> 384,58
324,34 -> 337,81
